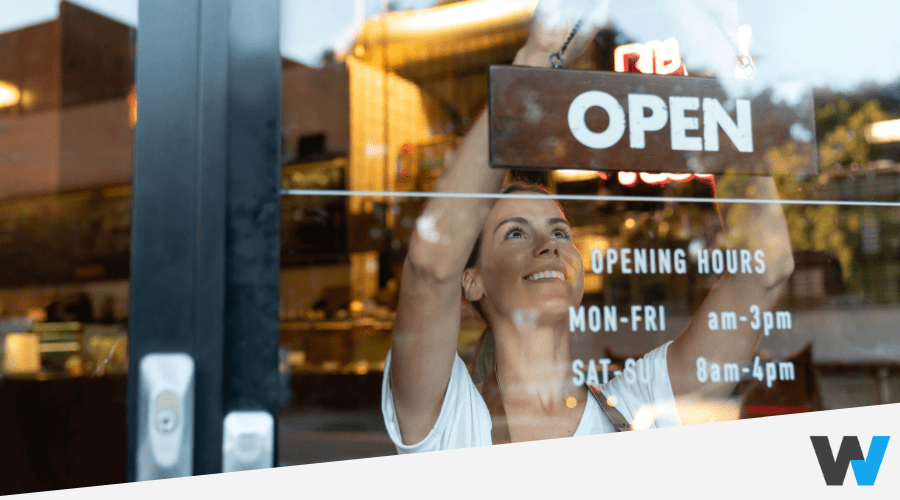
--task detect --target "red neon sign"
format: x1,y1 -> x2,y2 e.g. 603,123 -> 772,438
617,172 -> 712,187
614,38 -> 687,76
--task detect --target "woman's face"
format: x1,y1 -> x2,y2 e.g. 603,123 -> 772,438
465,196 -> 584,327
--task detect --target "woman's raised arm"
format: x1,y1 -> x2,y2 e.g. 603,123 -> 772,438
667,175 -> 794,407
388,0 -> 612,445
388,110 -> 505,445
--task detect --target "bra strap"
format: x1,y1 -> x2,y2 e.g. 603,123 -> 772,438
588,384 -> 633,432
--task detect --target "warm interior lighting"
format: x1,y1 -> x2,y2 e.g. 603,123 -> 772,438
0,81 -> 21,109
638,172 -> 670,184
618,171 -> 713,186
399,0 -> 537,32
554,169 -> 599,182
658,221 -> 670,236
640,172 -> 713,185
39,342 -> 81,353
865,119 -> 900,144
618,171 -> 638,186
128,86 -> 137,128
575,233 -> 608,293
3,333 -> 41,374
20,90 -> 35,109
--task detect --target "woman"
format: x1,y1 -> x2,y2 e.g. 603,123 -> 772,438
382,0 -> 794,452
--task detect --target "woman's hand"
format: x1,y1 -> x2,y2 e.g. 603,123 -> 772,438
514,0 -> 612,68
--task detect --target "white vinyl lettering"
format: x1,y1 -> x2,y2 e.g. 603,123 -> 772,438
703,98 -> 753,152
568,91 -> 627,149
628,94 -> 668,149
567,92 -> 753,153
669,96 -> 702,151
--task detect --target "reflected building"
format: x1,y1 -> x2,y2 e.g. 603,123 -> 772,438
341,0 -> 534,302
0,2 -> 134,322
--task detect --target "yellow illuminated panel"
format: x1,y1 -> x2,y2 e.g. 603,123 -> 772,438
554,169 -> 600,182
128,86 -> 137,128
0,81 -> 21,109
865,119 -> 900,144
575,233 -> 610,294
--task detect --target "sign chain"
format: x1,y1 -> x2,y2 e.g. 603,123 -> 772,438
550,17 -> 586,68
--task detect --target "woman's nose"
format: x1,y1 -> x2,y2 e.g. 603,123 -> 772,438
535,236 -> 560,256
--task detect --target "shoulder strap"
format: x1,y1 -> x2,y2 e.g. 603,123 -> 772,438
484,368 -> 634,441
482,364 -> 512,445
588,385 -> 633,432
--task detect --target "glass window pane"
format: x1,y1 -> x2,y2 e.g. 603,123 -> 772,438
278,0 -> 900,463
0,1 -> 136,493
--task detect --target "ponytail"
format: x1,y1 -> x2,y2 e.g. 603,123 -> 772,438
470,326 -> 495,384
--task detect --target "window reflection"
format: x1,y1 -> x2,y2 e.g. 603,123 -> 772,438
0,1 -> 134,493
276,0 -> 900,464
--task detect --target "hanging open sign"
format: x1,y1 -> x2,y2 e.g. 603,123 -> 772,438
488,66 -> 817,175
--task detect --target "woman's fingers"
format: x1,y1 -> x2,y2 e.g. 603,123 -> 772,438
557,0 -> 612,67
525,0 -> 612,67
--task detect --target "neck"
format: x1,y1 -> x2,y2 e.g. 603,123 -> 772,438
491,314 -> 580,411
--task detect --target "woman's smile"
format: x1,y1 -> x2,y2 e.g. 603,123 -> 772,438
524,269 -> 566,282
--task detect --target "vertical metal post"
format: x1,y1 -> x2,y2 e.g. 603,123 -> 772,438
129,0 -> 280,480
222,0 -> 282,443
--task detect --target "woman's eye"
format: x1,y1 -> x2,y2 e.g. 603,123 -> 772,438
552,228 -> 571,239
505,228 -> 525,239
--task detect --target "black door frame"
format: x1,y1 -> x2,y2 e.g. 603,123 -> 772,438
128,0 -> 281,479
